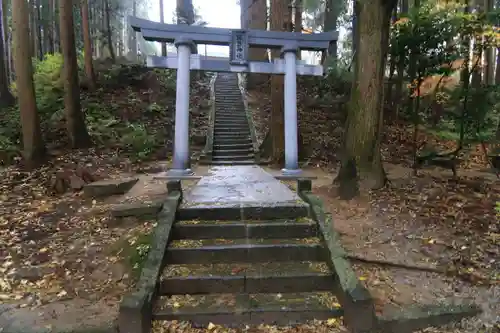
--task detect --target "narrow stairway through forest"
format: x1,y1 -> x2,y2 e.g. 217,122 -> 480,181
211,73 -> 256,165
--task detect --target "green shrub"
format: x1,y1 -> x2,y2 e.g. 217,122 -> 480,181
32,53 -> 65,113
121,123 -> 157,160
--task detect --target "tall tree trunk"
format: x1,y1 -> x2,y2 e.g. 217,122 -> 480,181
351,0 -> 357,67
269,0 -> 292,163
81,0 -> 96,90
248,0 -> 267,61
46,0 -> 54,54
247,0 -> 268,88
2,0 -> 9,80
59,0 -> 91,148
294,0 -> 302,60
176,0 -> 194,24
36,0 -> 43,59
385,6 -> 398,111
336,0 -> 396,199
471,0 -> 483,86
484,0 -> 495,85
29,0 -> 36,58
12,0 -> 46,168
53,0 -> 60,52
4,0 -> 12,82
495,47 -> 500,84
0,0 -> 14,107
394,0 -> 409,118
323,0 -> 339,65
128,0 -> 137,60
160,0 -> 167,56
104,0 -> 115,62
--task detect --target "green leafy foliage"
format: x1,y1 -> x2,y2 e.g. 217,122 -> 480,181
389,0 -> 500,148
121,124 -> 157,161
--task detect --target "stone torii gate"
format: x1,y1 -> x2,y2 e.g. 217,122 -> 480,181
130,17 -> 338,176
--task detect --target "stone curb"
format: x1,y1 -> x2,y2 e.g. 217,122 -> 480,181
299,192 -> 377,333
378,303 -> 481,333
118,190 -> 182,333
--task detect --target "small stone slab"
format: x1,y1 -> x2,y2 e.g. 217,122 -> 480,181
153,173 -> 203,181
110,201 -> 164,219
273,174 -> 318,180
84,177 -> 139,198
378,303 -> 481,333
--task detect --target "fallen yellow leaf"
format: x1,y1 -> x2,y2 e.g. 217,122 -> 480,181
326,318 -> 337,326
359,276 -> 367,281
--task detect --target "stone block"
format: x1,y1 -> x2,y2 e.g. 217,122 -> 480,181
110,201 -> 164,219
84,178 -> 139,198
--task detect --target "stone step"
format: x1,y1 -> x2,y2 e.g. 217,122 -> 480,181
213,143 -> 254,150
209,160 -> 256,166
213,134 -> 251,140
153,292 -> 343,326
172,218 -> 317,240
216,113 -> 245,116
214,129 -> 250,134
165,238 -> 325,264
212,142 -> 253,147
215,100 -> 242,104
213,135 -> 251,139
159,261 -> 332,295
215,96 -> 242,99
214,129 -> 250,135
215,117 -> 247,121
177,201 -> 308,221
215,111 -> 247,116
212,149 -> 254,155
214,123 -> 248,127
212,154 -> 255,162
215,114 -> 248,121
214,89 -> 241,93
214,125 -> 250,129
212,149 -> 253,156
213,135 -> 252,139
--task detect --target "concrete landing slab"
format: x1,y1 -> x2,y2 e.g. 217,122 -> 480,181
179,166 -> 309,220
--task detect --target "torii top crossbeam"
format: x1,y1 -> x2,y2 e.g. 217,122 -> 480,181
129,16 -> 338,51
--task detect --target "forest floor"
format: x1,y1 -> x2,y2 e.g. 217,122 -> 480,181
0,69 -> 499,333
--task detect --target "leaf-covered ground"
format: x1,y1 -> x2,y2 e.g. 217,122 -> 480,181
0,64 -> 211,332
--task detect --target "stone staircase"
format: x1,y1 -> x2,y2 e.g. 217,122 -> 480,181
152,166 -> 342,326
211,73 -> 256,165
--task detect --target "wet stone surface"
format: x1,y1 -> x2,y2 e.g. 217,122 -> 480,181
181,166 -> 308,209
